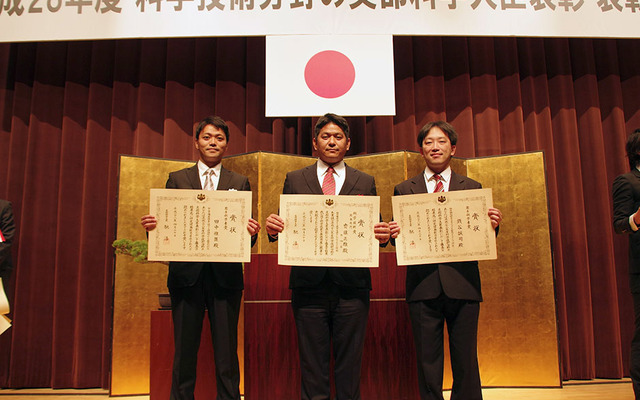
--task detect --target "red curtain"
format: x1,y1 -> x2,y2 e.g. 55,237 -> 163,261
0,36 -> 639,388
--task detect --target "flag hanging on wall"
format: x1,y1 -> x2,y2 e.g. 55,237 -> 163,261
266,35 -> 395,117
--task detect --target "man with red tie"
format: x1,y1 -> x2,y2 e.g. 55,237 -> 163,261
265,113 -> 399,400
393,121 -> 502,400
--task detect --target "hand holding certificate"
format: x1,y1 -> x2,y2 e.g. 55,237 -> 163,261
392,188 -> 497,266
147,188 -> 252,262
278,194 -> 380,267
0,278 -> 10,335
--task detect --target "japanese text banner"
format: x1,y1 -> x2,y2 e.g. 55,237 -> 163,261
1,1 -> 640,42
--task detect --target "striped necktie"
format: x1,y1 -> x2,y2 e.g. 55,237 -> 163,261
203,168 -> 215,190
322,166 -> 336,195
433,174 -> 444,193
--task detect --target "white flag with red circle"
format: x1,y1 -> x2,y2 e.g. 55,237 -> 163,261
266,35 -> 395,117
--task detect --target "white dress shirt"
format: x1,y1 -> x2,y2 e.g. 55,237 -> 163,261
197,160 -> 222,190
317,159 -> 346,194
423,166 -> 452,193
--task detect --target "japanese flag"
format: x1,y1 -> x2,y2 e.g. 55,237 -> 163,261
266,35 -> 396,117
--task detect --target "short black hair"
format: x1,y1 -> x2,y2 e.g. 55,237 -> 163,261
195,116 -> 230,141
626,129 -> 640,170
314,113 -> 350,139
416,121 -> 458,147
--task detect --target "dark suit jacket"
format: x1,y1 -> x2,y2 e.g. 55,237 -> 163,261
282,162 -> 377,290
394,171 -> 484,302
165,164 -> 250,290
0,199 -> 15,281
613,170 -> 640,282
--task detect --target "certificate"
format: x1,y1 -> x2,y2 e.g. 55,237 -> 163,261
278,194 -> 380,268
0,278 -> 10,335
392,188 -> 497,266
148,188 -> 252,262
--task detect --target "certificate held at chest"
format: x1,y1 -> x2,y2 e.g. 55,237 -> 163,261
392,188 -> 497,266
278,194 -> 380,268
148,188 -> 252,263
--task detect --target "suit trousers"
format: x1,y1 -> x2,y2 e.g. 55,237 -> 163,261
632,291 -> 640,399
169,264 -> 243,400
292,281 -> 370,400
408,296 -> 482,400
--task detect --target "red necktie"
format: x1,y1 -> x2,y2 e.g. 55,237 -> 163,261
433,174 -> 444,193
322,167 -> 336,195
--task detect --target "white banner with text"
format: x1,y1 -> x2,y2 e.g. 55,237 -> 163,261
1,1 -> 639,42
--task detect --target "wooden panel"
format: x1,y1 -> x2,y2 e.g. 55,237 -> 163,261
244,254 -> 290,301
244,254 -> 296,399
244,299 -> 419,400
244,254 -> 416,400
149,311 -> 217,400
370,252 -> 405,299
244,302 -> 300,400
362,301 -> 418,400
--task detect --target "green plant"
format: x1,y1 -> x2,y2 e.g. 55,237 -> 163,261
112,238 -> 149,263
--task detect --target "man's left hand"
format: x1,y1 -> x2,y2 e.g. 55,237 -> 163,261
389,221 -> 400,239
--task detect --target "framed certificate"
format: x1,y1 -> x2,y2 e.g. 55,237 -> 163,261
278,194 -> 380,267
148,188 -> 252,262
392,188 -> 497,265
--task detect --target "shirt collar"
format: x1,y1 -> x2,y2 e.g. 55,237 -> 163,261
318,159 -> 346,177
424,166 -> 452,182
197,160 -> 222,177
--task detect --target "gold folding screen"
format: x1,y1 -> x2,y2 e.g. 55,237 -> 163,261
112,156 -> 193,395
466,152 -> 559,387
112,150 -> 558,395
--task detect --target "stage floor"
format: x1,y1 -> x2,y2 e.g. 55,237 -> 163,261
0,380 -> 634,399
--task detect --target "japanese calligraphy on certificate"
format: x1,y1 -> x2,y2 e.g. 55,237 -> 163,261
278,195 -> 380,268
148,189 -> 252,263
392,188 -> 497,266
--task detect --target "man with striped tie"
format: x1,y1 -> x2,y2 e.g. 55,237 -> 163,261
265,113 -> 399,400
393,121 -> 502,400
141,116 -> 261,400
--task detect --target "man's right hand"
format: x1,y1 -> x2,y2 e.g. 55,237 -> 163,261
265,214 -> 285,237
141,215 -> 158,232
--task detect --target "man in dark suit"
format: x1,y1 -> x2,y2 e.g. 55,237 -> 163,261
393,121 -> 501,400
0,199 -> 15,290
141,116 -> 261,400
265,113 -> 399,400
613,128 -> 640,400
